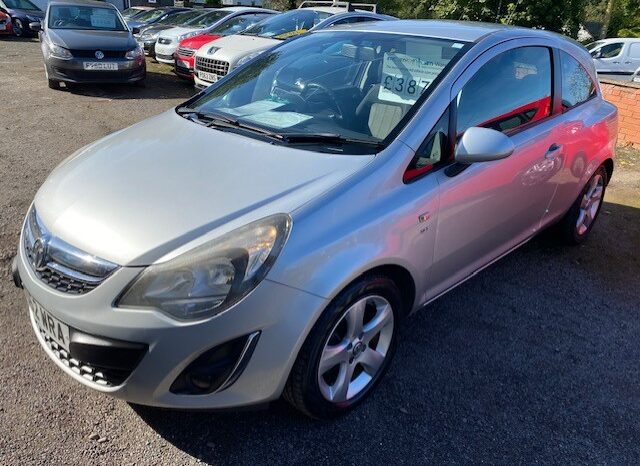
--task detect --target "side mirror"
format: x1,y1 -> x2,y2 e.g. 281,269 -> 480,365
132,27 -> 140,34
455,127 -> 515,164
30,22 -> 41,32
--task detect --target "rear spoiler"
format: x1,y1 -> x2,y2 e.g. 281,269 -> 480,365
298,1 -> 378,13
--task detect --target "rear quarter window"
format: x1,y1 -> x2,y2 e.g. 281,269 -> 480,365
560,50 -> 596,110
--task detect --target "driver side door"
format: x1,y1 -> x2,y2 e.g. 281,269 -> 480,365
425,43 -> 561,300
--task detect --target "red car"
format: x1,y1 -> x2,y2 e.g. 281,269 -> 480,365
174,12 -> 271,80
174,33 -> 220,80
0,11 -> 13,35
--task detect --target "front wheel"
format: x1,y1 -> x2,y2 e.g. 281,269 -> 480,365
556,165 -> 608,245
13,18 -> 24,37
47,79 -> 60,90
284,274 -> 401,418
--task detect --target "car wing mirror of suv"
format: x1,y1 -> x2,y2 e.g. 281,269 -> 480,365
455,126 -> 515,164
132,27 -> 140,34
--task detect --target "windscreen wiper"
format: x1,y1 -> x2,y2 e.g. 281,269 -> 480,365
177,107 -> 284,140
280,133 -> 385,149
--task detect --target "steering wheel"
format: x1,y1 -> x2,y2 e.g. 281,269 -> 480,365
301,82 -> 345,121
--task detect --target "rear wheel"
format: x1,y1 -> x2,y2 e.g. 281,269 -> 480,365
284,274 -> 401,418
556,165 -> 608,244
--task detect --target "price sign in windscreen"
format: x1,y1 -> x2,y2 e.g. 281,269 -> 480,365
378,52 -> 449,105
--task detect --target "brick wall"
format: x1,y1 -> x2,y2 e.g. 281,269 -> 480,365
600,79 -> 640,148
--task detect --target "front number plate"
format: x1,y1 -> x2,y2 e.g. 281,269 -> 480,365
27,293 -> 71,352
198,70 -> 218,83
83,62 -> 118,71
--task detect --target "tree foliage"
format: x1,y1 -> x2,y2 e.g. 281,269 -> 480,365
262,0 -> 639,39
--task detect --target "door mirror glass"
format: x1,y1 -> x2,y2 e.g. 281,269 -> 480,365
455,127 -> 515,164
132,26 -> 140,34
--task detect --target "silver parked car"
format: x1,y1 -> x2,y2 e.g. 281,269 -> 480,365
13,20 -> 617,418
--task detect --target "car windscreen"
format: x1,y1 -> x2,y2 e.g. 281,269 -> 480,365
132,8 -> 167,22
5,0 -> 39,10
183,31 -> 469,153
586,41 -> 604,51
48,5 -> 127,31
186,10 -> 230,28
159,10 -> 202,25
209,13 -> 272,35
241,10 -> 332,40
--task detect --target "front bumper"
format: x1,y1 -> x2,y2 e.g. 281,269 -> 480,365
46,56 -> 146,84
174,55 -> 194,80
137,39 -> 156,57
17,242 -> 327,409
154,41 -> 178,64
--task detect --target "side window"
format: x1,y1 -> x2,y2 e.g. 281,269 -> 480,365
330,17 -> 362,27
597,42 -> 623,58
629,43 -> 640,60
456,47 -> 552,135
560,50 -> 596,110
404,109 -> 449,183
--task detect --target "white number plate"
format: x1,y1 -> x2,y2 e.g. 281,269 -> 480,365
83,62 -> 118,71
28,293 -> 71,352
198,71 -> 218,83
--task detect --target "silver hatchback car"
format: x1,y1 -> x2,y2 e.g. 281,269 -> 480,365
14,20 -> 617,418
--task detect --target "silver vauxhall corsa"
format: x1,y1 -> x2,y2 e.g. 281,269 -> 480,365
13,20 -> 617,418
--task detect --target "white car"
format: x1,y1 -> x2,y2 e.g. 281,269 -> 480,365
154,6 -> 276,64
193,3 -> 392,89
586,37 -> 640,80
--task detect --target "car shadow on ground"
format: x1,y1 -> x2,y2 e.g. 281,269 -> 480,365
130,201 -> 640,464
64,70 -> 197,100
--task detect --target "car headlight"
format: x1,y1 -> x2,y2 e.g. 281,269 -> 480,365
179,30 -> 200,41
48,42 -> 72,60
116,214 -> 291,320
140,31 -> 158,40
125,45 -> 143,59
236,50 -> 265,68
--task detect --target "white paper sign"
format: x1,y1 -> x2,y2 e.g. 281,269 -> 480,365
243,111 -> 312,129
378,52 -> 448,105
219,100 -> 285,117
90,13 -> 116,29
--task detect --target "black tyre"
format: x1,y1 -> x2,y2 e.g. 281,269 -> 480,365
48,79 -> 60,90
556,165 -> 608,245
284,274 -> 401,418
13,18 -> 24,37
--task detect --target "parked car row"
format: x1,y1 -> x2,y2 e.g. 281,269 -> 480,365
31,0 -> 394,90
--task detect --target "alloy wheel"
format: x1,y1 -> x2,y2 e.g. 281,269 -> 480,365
317,295 -> 394,403
576,173 -> 604,235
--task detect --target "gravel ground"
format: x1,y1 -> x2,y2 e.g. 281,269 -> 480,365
1,37 -> 640,465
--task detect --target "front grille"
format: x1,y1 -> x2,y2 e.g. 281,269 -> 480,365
177,47 -> 195,57
22,208 -> 118,295
70,49 -> 127,58
158,37 -> 172,45
25,258 -> 98,294
195,56 -> 229,77
37,328 -> 119,387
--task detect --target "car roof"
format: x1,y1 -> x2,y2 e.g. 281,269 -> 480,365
591,37 -> 640,43
218,6 -> 271,12
316,19 -> 561,43
49,0 -> 117,8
